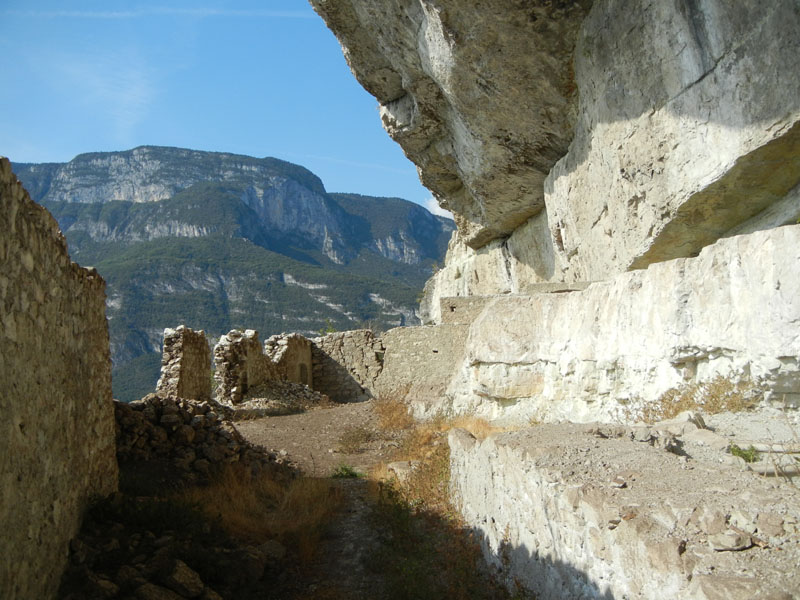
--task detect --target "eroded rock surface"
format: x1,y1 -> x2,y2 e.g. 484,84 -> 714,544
316,0 -> 800,296
439,226 -> 800,423
310,0 -> 593,247
450,422 -> 800,599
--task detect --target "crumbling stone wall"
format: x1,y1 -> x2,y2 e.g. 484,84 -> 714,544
115,394 -> 290,483
0,158 -> 118,600
264,333 -> 313,387
311,330 -> 384,402
213,329 -> 276,405
156,326 -> 211,401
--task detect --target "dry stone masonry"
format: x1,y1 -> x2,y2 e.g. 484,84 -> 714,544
0,158 -> 118,600
264,333 -> 313,387
311,330 -> 385,402
115,394 -> 291,482
213,329 -> 277,404
156,325 -> 211,402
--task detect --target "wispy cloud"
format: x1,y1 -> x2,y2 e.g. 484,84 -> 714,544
53,49 -> 155,143
4,8 -> 316,19
425,197 -> 454,219
286,152 -> 416,176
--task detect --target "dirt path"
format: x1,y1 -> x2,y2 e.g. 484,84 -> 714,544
236,400 -> 395,599
236,400 -> 400,477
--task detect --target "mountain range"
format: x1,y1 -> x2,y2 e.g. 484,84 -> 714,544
13,146 -> 454,401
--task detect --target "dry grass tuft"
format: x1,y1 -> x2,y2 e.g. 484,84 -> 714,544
176,464 -> 342,562
450,416 -> 509,440
374,392 -> 415,431
378,414 -> 513,520
633,376 -> 760,423
368,411 -> 512,599
337,425 -> 374,453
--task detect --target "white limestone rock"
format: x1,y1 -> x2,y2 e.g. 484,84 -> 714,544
441,226 -> 800,423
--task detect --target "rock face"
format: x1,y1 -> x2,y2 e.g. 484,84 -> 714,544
310,0 -> 592,248
315,0 -> 800,294
311,3 -> 800,597
0,158 -> 118,600
440,226 -> 800,423
156,326 -> 212,402
14,147 -> 454,269
449,424 -> 800,599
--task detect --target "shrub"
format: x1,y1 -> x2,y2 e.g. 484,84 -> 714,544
331,463 -> 364,479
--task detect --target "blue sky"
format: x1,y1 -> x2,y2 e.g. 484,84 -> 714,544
0,1 -> 448,214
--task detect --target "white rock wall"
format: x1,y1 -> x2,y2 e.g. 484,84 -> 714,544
449,425 -> 800,599
443,226 -> 800,423
410,0 -> 800,306
547,0 -> 800,282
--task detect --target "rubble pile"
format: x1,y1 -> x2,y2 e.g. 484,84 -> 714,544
115,394 -> 291,483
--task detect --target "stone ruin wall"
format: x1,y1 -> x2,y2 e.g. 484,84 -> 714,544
374,324 -> 469,410
264,333 -> 313,387
311,330 -> 384,402
213,329 -> 277,404
210,330 -> 315,404
165,325 -> 466,408
156,325 -> 211,402
309,327 -> 468,404
0,158 -> 118,600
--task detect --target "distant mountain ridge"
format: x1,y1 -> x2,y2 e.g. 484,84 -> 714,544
14,146 -> 453,266
14,146 -> 454,401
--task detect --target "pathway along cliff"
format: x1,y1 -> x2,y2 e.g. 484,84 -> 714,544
235,399 -> 514,599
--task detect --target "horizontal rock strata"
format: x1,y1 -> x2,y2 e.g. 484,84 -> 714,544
440,226 -> 800,423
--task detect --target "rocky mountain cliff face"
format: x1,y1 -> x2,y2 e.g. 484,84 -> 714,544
14,147 -> 454,401
15,146 -> 453,266
310,5 -> 800,595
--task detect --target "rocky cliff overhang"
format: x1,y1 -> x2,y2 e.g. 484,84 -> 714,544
310,0 -> 593,248
311,0 -> 800,285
